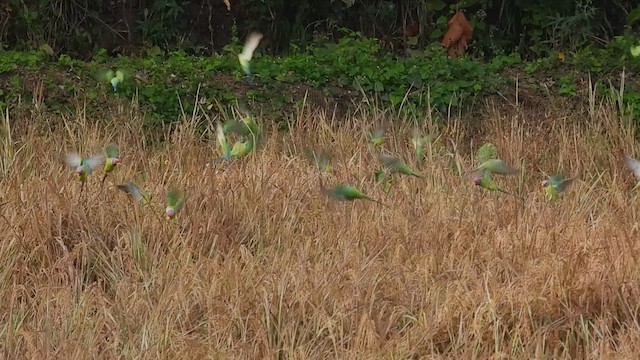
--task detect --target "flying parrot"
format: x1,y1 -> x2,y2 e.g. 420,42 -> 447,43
476,143 -> 498,164
322,183 -> 385,205
165,189 -> 185,220
369,128 -> 385,147
216,122 -> 231,162
304,148 -> 333,174
542,174 -> 574,200
411,130 -> 433,166
379,153 -> 424,178
238,32 -> 264,81
374,170 -> 392,195
117,181 -> 151,207
471,159 -> 518,176
230,139 -> 254,158
100,69 -> 126,93
472,170 -> 513,195
623,155 -> 640,190
64,153 -> 105,192
101,143 -> 121,184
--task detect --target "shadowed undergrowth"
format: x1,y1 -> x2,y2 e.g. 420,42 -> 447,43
1,92 -> 640,359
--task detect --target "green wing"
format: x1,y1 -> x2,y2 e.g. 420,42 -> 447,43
166,189 -> 185,212
115,69 -> 125,82
476,143 -> 498,164
105,143 -> 119,158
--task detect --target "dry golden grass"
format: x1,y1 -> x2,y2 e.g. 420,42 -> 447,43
2,91 -> 640,359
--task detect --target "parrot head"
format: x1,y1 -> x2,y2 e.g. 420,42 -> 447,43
166,208 -> 176,219
541,179 -> 550,187
75,166 -> 85,175
112,158 -> 122,165
473,177 -> 482,186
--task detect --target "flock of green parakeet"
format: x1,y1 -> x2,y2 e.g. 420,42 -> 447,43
69,35 -> 640,218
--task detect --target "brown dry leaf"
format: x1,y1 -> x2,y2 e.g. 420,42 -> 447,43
441,11 -> 473,59
223,0 -> 231,10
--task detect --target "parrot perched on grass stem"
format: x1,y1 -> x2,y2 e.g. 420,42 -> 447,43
542,174 -> 574,200
65,153 -> 105,192
165,189 -> 185,220
101,143 -> 121,184
238,32 -> 263,82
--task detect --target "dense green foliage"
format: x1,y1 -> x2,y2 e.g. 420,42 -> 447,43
2,30 -> 640,128
2,0 -> 639,59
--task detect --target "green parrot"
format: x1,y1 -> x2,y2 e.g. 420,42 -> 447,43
374,170 -> 392,195
230,139 -> 254,158
631,44 -> 640,57
224,112 -> 259,136
216,123 -> 231,162
472,170 -> 513,195
165,189 -> 185,220
117,181 -> 151,207
369,128 -> 385,147
64,153 -> 105,192
238,32 -> 263,81
471,159 -> 518,176
379,154 -> 424,178
99,69 -> 126,93
476,143 -> 498,164
542,174 -> 574,200
623,155 -> 640,190
323,183 -> 385,205
101,143 -> 121,184
304,149 -> 333,174
411,131 -> 433,166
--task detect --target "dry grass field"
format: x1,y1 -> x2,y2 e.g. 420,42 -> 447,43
2,88 -> 640,359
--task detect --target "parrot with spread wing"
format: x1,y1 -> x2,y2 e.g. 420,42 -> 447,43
216,122 -> 231,162
117,181 -> 151,207
476,143 -> 498,164
624,155 -> 640,190
411,130 -> 434,166
471,159 -> 518,176
238,32 -> 263,81
65,153 -> 105,192
542,174 -> 575,200
379,153 -> 424,178
304,148 -> 333,174
99,69 -> 126,93
230,139 -> 254,158
369,128 -> 385,147
165,189 -> 185,220
101,143 -> 121,184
